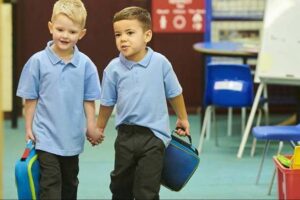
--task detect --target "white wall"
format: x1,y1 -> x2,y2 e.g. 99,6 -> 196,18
1,4 -> 12,112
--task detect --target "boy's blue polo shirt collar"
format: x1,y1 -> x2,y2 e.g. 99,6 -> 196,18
119,47 -> 153,69
45,41 -> 80,67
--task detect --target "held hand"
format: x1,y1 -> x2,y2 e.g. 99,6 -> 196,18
175,119 -> 190,136
93,128 -> 105,145
86,127 -> 105,146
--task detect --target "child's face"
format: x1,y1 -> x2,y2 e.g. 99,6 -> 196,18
113,19 -> 152,62
48,14 -> 86,56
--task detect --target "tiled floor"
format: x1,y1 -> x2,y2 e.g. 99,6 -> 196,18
3,114 -> 293,199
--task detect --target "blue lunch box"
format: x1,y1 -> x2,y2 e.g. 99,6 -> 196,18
15,140 -> 40,199
161,134 -> 200,191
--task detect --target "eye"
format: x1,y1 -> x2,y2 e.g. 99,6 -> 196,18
56,28 -> 64,32
115,33 -> 121,38
127,31 -> 134,35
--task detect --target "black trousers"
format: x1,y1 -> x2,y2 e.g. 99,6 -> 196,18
110,125 -> 165,200
36,150 -> 79,200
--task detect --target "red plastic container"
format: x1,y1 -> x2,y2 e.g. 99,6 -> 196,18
273,155 -> 300,200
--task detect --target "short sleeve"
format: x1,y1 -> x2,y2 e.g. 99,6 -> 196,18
16,57 -> 40,99
100,70 -> 117,106
163,59 -> 182,99
84,62 -> 101,100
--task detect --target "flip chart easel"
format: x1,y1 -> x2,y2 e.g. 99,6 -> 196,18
237,0 -> 300,158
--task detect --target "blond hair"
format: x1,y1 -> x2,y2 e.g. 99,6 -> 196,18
51,0 -> 87,28
113,6 -> 151,31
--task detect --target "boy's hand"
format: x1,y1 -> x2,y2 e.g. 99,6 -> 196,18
86,127 -> 105,146
175,119 -> 190,136
25,130 -> 36,142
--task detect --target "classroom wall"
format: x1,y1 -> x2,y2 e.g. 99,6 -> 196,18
1,1 -> 202,115
5,1 -> 202,114
3,0 -> 296,116
12,0 -> 203,116
0,4 -> 12,112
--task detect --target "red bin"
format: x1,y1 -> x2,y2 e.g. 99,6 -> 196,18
273,155 -> 300,200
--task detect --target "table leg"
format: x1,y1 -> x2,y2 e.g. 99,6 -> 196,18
237,82 -> 265,158
200,55 -> 208,130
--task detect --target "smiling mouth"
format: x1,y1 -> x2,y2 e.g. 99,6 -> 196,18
60,40 -> 69,45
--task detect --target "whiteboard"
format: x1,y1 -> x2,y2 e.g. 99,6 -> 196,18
254,0 -> 300,85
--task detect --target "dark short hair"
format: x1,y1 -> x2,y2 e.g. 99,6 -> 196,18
113,6 -> 152,31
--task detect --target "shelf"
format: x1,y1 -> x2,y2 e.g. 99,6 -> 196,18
213,11 -> 264,21
212,16 -> 263,21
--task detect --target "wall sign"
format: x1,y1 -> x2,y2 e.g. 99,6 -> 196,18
152,0 -> 206,33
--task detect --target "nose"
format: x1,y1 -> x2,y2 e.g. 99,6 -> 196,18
62,31 -> 69,38
120,34 -> 127,42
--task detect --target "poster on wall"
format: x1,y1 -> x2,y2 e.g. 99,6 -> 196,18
152,0 -> 206,33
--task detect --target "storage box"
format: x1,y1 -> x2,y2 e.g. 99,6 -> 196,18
273,155 -> 300,200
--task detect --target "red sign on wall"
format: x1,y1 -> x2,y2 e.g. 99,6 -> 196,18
152,0 -> 206,33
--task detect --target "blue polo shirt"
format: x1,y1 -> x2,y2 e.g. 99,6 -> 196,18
101,47 -> 182,146
17,41 -> 101,156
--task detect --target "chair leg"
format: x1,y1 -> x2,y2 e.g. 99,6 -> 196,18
212,107 -> 219,147
198,106 -> 212,154
268,168 -> 276,195
256,140 -> 270,184
262,85 -> 270,125
277,141 -> 284,154
250,109 -> 262,157
263,106 -> 270,126
227,107 -> 232,136
256,109 -> 262,127
250,138 -> 257,157
241,107 -> 246,135
206,107 -> 212,140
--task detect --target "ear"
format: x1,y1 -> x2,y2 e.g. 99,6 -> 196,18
78,29 -> 87,40
144,29 -> 152,43
48,21 -> 53,34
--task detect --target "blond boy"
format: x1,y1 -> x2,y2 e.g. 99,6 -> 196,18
16,0 -> 102,198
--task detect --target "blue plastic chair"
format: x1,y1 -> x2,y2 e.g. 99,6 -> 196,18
198,63 -> 255,153
252,124 -> 300,194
